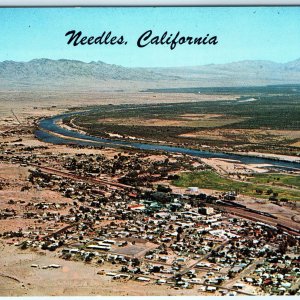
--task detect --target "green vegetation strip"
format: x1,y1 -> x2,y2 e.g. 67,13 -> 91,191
173,171 -> 300,201
247,173 -> 300,189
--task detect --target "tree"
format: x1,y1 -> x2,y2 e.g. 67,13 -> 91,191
177,226 -> 183,234
256,189 -> 263,195
132,258 -> 140,267
20,241 -> 28,250
228,270 -> 235,279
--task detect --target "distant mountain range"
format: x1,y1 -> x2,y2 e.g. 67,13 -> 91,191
1,58 -> 300,89
0,58 -> 173,82
146,59 -> 300,83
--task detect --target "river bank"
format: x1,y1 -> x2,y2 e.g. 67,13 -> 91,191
36,110 -> 300,173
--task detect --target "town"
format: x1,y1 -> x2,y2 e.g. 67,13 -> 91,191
1,115 -> 300,296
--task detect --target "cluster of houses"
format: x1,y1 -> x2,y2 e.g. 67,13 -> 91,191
62,152 -> 204,188
6,165 -> 300,295
1,139 -> 300,295
245,252 -> 300,295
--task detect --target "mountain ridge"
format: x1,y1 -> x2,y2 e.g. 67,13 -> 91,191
1,58 -> 300,88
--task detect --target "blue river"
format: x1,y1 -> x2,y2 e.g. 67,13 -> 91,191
35,111 -> 300,171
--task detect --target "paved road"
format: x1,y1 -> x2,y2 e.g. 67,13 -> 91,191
221,257 -> 264,289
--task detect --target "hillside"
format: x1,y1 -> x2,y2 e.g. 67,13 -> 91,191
0,58 -> 175,82
1,58 -> 300,90
145,59 -> 300,85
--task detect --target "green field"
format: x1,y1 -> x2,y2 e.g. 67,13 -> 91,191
173,170 -> 300,201
247,173 -> 300,189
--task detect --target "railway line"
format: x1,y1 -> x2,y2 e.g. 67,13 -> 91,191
29,164 -> 133,190
218,205 -> 300,236
28,164 -> 300,236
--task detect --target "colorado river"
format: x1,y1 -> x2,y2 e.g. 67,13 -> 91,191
35,110 -> 300,171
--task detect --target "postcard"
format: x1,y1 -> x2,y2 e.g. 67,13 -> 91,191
0,6 -> 300,297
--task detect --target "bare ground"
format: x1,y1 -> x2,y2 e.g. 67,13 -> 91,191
0,242 -> 207,296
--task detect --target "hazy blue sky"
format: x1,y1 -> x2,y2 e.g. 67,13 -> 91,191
0,7 -> 299,67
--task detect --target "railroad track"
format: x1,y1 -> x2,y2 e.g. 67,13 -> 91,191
29,164 -> 132,190
216,204 -> 300,236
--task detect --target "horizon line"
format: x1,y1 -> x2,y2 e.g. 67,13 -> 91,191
1,56 -> 299,68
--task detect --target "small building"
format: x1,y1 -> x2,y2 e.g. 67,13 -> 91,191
206,286 -> 217,292
136,277 -> 150,282
187,187 -> 199,193
199,207 -> 214,215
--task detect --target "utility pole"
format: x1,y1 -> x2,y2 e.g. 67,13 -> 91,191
11,109 -> 21,124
